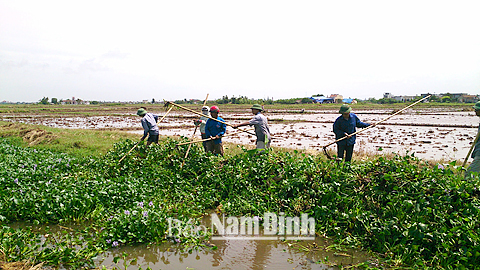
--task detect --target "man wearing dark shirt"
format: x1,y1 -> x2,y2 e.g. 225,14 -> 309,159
333,104 -> 371,162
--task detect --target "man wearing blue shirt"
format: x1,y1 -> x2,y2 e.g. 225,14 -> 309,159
333,104 -> 371,162
137,108 -> 160,146
205,106 -> 226,156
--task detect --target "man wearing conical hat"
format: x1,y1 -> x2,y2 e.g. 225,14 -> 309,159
194,106 -> 210,152
233,104 -> 271,151
466,101 -> 480,177
333,104 -> 371,161
137,108 -> 160,146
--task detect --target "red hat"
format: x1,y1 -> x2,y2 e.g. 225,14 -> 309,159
210,106 -> 219,113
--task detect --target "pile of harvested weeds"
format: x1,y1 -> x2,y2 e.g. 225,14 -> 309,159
2,123 -> 58,145
0,261 -> 44,270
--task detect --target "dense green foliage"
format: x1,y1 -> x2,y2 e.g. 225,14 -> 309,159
1,138 -> 479,268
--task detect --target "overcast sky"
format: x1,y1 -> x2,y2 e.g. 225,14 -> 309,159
1,1 -> 479,102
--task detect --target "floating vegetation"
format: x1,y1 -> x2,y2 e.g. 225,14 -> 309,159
1,138 -> 479,268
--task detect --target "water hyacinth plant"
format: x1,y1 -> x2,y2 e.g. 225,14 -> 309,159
0,137 -> 479,268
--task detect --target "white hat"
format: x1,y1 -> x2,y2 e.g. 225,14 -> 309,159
202,106 -> 209,111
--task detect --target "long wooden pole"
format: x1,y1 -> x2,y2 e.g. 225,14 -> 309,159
177,128 -> 255,146
165,101 -> 256,136
463,130 -> 480,167
182,94 -> 210,165
323,95 -> 431,149
119,141 -> 140,163
119,106 -> 174,163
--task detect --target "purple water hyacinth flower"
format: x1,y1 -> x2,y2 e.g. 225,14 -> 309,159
106,239 -> 111,244
19,190 -> 23,193
175,238 -> 181,243
107,216 -> 113,221
14,178 -> 18,184
33,164 -> 37,170
20,165 -> 24,168
138,202 -> 144,208
112,241 -> 119,247
149,201 -> 154,207
437,164 -> 445,170
124,210 -> 130,215
143,211 -> 148,218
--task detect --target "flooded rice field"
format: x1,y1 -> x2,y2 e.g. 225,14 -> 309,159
3,108 -> 478,161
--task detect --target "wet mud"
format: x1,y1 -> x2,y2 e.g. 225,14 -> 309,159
2,109 -> 478,161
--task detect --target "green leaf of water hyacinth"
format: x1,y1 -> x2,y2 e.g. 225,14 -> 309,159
1,137 -> 480,268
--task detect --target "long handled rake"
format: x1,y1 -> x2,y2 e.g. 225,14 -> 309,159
322,95 -> 431,159
463,131 -> 480,167
182,94 -> 209,166
119,106 -> 174,163
165,101 -> 256,136
177,128 -> 255,146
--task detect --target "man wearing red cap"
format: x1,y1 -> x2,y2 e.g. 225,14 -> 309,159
205,106 -> 226,156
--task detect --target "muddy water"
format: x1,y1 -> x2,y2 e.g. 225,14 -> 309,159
9,222 -> 371,270
2,110 -> 479,161
97,238 -> 369,270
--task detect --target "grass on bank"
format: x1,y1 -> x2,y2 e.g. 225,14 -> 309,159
0,121 -> 139,158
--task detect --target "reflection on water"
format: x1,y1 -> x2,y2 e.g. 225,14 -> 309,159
97,237 -> 370,270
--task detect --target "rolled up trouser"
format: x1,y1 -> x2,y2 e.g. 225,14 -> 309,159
256,137 -> 270,150
465,152 -> 480,178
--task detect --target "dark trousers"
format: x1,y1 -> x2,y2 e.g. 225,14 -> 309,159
337,144 -> 354,162
201,133 -> 208,152
206,141 -> 224,156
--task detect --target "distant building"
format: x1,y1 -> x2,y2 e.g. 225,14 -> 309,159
342,98 -> 357,104
383,93 -> 394,99
447,93 -> 468,100
458,95 -> 479,103
329,94 -> 343,103
310,96 -> 334,103
394,96 -> 416,102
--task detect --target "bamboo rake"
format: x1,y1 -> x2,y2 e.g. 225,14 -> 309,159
176,128 -> 255,146
119,106 -> 174,163
182,94 -> 210,165
323,95 -> 432,149
165,101 -> 256,136
463,130 -> 480,167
